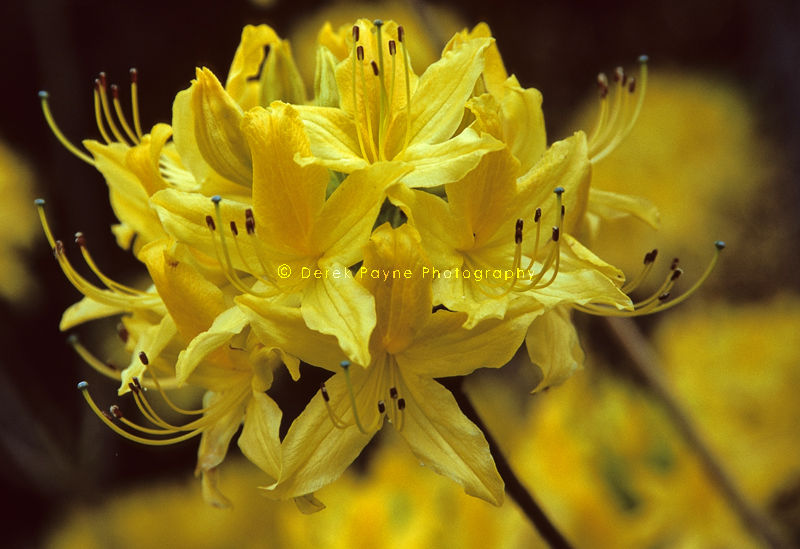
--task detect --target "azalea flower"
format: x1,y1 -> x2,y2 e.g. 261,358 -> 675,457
296,18 -> 504,188
238,224 -> 538,505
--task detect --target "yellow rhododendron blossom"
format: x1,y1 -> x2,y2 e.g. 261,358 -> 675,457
297,19 -> 504,188
239,224 -> 538,505
36,12 -> 723,524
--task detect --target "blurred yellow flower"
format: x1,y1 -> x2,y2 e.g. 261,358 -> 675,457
0,140 -> 38,303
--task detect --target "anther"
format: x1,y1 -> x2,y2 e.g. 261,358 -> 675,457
138,351 -> 149,365
245,209 -> 256,234
132,377 -> 143,391
614,67 -> 624,82
352,25 -> 360,42
397,398 -> 406,410
109,405 -> 123,419
388,40 -> 396,56
389,387 -> 398,399
117,324 -> 129,343
129,68 -> 138,83
357,46 -> 364,61
98,72 -> 107,88
371,60 -> 379,76
110,84 -> 120,99
670,257 -> 680,270
128,382 -> 138,393
552,226 -> 560,242
397,26 -> 405,42
561,205 -> 566,217
597,73 -> 609,98
77,381 -> 89,391
205,215 -> 216,231
628,77 -> 636,93
515,219 -> 524,244
658,292 -> 670,301
377,400 -> 386,414
644,249 -> 658,265
670,268 -> 683,281
74,232 -> 87,247
102,410 -> 114,421
230,221 -> 238,236
54,240 -> 65,255
321,383 -> 330,402
534,208 -> 542,223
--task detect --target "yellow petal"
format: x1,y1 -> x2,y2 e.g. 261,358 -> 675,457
314,161 -> 413,266
359,224 -> 430,356
125,123 -> 172,196
236,296 -> 347,371
257,39 -> 307,106
525,306 -> 585,392
302,268 -> 376,367
295,105 -> 368,173
138,239 -> 227,341
265,368 -> 377,499
387,182 -> 471,266
498,78 -> 547,176
242,103 -> 328,255
587,188 -> 661,229
398,299 -> 536,377
60,296 -> 128,331
175,305 -> 249,384
85,140 -> 164,247
225,24 -> 281,108
445,22 -> 507,98
192,68 -> 252,187
399,128 -> 504,188
397,375 -> 504,505
238,391 -> 282,484
314,46 -> 340,108
293,493 -> 326,514
408,37 -> 491,145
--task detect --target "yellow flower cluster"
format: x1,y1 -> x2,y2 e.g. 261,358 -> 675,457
37,18 -> 720,509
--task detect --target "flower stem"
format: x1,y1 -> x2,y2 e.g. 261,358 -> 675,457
446,378 -> 574,549
604,317 -> 791,549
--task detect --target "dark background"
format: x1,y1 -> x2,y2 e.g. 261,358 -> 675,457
1,0 -> 798,547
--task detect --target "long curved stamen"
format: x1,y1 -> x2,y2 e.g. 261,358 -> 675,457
78,381 -> 204,446
321,382 -> 349,429
111,84 -> 140,144
398,25 -> 412,153
38,91 -> 95,165
206,197 -> 271,298
351,28 -> 370,161
622,249 -> 658,293
36,199 -> 161,309
575,241 -> 725,317
93,81 -> 113,144
229,221 -> 274,286
74,232 -> 151,296
524,187 -> 565,289
244,208 -> 275,282
357,48 -> 379,163
590,56 -> 649,163
130,68 -> 144,140
137,351 -> 207,416
341,360 -> 372,434
68,334 -> 122,381
95,72 -> 129,145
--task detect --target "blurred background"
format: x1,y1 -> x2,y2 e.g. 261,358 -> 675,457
1,0 -> 798,547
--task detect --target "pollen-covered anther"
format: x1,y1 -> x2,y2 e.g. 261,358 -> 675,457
534,207 -> 542,223
588,55 -> 649,163
397,398 -> 406,411
575,240 -> 725,317
389,386 -> 398,399
552,226 -> 560,242
74,232 -> 87,248
644,249 -> 658,265
109,404 -> 123,419
245,209 -> 256,235
515,219 -> 524,244
377,400 -> 386,414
